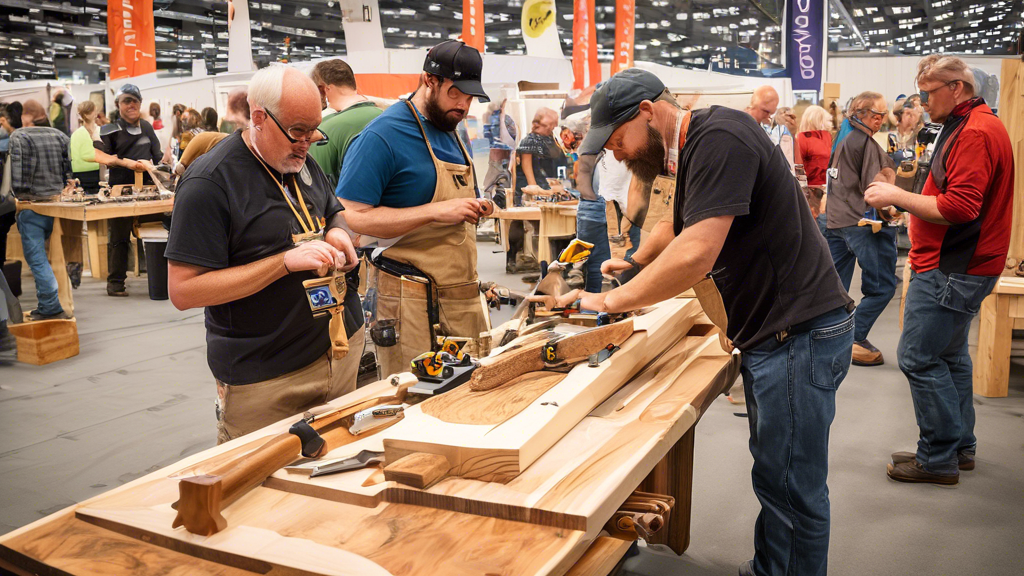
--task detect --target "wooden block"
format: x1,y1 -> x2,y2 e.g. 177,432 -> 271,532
564,536 -> 633,576
8,319 -> 79,365
638,427 -> 695,554
973,294 -> 1012,398
383,453 -> 450,489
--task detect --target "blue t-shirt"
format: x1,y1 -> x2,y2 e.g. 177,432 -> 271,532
336,100 -> 468,208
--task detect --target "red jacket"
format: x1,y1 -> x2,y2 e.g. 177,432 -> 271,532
909,102 -> 1014,276
798,130 -> 832,186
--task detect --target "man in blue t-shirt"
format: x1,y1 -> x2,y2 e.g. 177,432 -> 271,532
336,41 -> 494,377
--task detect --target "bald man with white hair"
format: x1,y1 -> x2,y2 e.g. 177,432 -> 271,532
166,65 -> 363,444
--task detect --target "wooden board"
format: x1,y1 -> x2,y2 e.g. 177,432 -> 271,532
264,325 -> 739,538
381,298 -> 703,484
999,59 -> 1024,271
421,371 -> 569,425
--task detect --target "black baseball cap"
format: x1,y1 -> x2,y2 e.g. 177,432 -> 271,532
115,84 -> 142,103
579,68 -> 666,155
423,40 -> 489,102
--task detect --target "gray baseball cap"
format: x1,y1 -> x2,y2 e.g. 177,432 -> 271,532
115,83 -> 142,103
579,68 -> 666,155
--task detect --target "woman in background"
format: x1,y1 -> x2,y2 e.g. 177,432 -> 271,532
69,101 -> 102,194
150,102 -> 164,131
796,105 -> 834,235
200,107 -> 219,132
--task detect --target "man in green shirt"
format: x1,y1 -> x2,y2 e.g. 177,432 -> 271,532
308,59 -> 383,188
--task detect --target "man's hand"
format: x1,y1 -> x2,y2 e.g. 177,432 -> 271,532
601,258 -> 634,275
138,159 -> 155,172
124,159 -> 147,172
324,228 -> 359,272
433,198 -> 488,225
283,240 -> 345,276
864,182 -> 903,209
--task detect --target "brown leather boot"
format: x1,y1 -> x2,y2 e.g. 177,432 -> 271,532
887,459 -> 959,485
891,450 -> 975,471
852,339 -> 884,366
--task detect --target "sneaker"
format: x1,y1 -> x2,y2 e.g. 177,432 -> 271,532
852,339 -> 884,366
739,560 -> 756,576
891,450 -> 975,471
107,284 -> 129,297
28,309 -> 70,321
886,459 -> 959,485
66,262 -> 83,289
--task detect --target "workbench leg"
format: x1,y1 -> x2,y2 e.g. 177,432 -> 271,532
86,222 -> 102,280
974,293 -> 1011,398
500,220 -> 511,252
94,220 -> 109,281
638,426 -> 695,555
47,218 -> 74,316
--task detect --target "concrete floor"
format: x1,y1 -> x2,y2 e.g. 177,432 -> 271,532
2,238 -> 1022,575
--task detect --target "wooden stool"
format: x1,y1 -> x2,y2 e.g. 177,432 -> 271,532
8,318 -> 80,365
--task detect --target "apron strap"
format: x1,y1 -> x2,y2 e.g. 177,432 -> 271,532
404,100 -> 473,169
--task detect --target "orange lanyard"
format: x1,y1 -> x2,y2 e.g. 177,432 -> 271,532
250,147 -> 317,234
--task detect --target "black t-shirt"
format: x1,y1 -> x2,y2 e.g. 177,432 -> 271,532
95,118 -> 162,185
165,132 -> 363,385
515,133 -> 567,194
673,107 -> 852,350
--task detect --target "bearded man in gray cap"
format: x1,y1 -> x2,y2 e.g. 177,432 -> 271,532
547,68 -> 854,576
94,83 -> 163,296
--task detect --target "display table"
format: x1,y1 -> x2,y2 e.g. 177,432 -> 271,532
0,297 -> 740,576
14,199 -> 174,315
494,203 -> 577,264
973,277 -> 1024,398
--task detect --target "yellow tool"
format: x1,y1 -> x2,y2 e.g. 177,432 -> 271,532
557,238 -> 594,264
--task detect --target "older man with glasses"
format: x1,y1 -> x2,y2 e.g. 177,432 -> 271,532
865,55 -> 1014,485
822,91 -> 898,367
166,66 -> 361,444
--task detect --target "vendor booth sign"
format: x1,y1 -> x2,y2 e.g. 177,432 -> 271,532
108,0 -> 157,79
786,0 -> 826,93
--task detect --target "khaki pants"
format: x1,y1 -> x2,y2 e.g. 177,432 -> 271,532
215,328 -> 365,444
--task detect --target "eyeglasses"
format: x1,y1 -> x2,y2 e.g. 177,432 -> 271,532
866,109 -> 889,119
119,97 -> 140,106
263,107 -> 328,146
918,80 -> 960,105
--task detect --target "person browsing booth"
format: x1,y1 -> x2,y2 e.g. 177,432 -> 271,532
546,68 -> 854,576
336,40 -> 493,378
166,67 -> 363,444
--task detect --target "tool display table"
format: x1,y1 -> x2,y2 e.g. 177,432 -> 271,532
494,204 -> 577,264
973,277 -> 1024,397
0,298 -> 740,576
14,199 -> 174,316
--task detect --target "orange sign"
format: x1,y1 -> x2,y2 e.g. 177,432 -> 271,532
462,0 -> 485,52
108,0 -> 156,80
611,0 -> 634,74
573,0 -> 600,89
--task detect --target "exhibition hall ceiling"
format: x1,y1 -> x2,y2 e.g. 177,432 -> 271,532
0,0 -> 1020,81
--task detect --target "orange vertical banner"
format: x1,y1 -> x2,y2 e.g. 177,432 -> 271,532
587,1 -> 600,86
107,0 -> 156,80
462,0 -> 485,52
611,0 -> 635,74
572,0 -> 589,89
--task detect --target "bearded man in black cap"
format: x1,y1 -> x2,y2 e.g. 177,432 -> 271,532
546,69 -> 854,576
94,83 -> 163,297
336,40 -> 494,378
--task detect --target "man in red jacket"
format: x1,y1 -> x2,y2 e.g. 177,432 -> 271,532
865,55 -> 1015,485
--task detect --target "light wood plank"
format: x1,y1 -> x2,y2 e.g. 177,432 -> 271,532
562,537 -> 633,576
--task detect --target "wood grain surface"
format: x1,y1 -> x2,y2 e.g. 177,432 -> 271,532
420,371 -> 568,425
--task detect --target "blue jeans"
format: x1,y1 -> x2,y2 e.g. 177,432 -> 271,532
897,269 -> 997,475
575,197 -> 612,292
815,213 -> 827,237
826,225 -> 897,342
15,210 -> 62,316
742,306 -> 854,576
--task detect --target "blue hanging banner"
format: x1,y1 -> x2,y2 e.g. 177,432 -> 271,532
786,0 -> 826,92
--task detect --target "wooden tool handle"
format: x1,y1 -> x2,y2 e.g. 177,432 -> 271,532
329,309 -> 350,360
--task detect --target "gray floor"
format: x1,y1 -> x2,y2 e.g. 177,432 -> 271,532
2,239 -> 1022,576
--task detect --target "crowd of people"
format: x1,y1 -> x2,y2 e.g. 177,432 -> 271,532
0,45 -> 1015,576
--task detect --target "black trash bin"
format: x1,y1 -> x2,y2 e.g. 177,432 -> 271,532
143,239 -> 169,300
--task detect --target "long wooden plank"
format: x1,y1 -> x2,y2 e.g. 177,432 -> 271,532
381,298 -> 704,484
264,329 -> 739,538
562,537 -> 633,576
74,487 -> 586,576
19,199 -> 174,222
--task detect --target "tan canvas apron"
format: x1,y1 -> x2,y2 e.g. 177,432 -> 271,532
371,101 -> 491,377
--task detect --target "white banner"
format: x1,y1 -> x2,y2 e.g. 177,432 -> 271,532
522,0 -> 564,59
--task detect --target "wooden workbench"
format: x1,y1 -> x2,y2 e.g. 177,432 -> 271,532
0,298 -> 740,576
14,199 -> 174,315
494,204 -> 578,264
973,277 -> 1024,398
